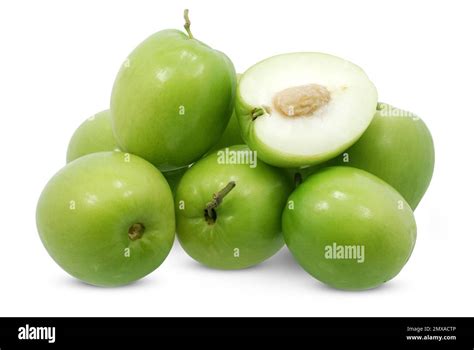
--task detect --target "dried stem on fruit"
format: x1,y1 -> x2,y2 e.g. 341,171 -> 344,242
184,9 -> 194,39
204,181 -> 236,224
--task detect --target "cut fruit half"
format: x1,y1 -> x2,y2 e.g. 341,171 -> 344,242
235,52 -> 378,168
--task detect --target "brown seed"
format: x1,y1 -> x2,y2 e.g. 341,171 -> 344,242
273,84 -> 331,117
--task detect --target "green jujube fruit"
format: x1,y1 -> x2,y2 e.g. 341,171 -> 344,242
283,167 -> 417,290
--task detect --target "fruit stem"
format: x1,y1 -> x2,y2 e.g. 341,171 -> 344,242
184,9 -> 194,39
251,107 -> 267,120
204,181 -> 236,225
128,223 -> 145,241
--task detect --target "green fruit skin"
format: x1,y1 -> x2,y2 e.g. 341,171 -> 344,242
66,110 -> 120,163
287,103 -> 435,209
283,164 -> 325,188
209,110 -> 243,152
328,103 -> 434,209
36,152 -> 175,287
176,145 -> 292,269
111,29 -> 236,171
210,74 -> 243,152
283,167 -> 417,290
163,166 -> 189,195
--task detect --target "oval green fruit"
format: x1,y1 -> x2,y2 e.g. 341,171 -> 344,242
66,110 -> 120,163
329,103 -> 435,209
176,145 -> 292,269
111,12 -> 236,171
283,167 -> 417,290
36,152 -> 175,287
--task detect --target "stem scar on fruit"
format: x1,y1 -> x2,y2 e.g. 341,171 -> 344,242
204,181 -> 236,225
128,223 -> 145,241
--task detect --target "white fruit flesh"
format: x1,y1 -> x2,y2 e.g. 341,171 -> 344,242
239,53 -> 378,162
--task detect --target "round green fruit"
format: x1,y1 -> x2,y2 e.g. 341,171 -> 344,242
283,167 -> 417,290
111,10 -> 236,171
175,145 -> 292,269
36,152 -> 175,287
66,110 -> 120,163
328,103 -> 435,209
236,52 -> 378,168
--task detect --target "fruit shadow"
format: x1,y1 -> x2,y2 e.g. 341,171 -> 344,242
182,245 -> 309,275
312,278 -> 404,294
54,274 -> 158,290
182,244 -> 405,294
264,251 -> 406,294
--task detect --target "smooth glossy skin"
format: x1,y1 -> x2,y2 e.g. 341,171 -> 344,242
328,103 -> 435,209
176,145 -> 292,269
66,110 -> 120,163
111,29 -> 236,171
36,152 -> 175,287
283,167 -> 417,290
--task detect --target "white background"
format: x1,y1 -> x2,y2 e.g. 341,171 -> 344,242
0,0 -> 473,317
